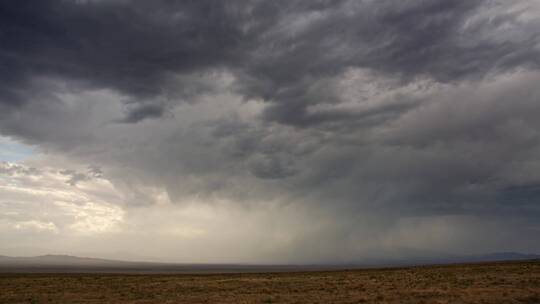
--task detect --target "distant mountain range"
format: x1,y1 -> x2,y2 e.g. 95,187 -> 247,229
0,254 -> 133,267
366,252 -> 540,267
448,252 -> 540,263
0,252 -> 538,273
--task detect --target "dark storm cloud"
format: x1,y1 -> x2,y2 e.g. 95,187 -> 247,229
2,0 -> 538,125
0,0 -> 249,120
119,104 -> 166,123
1,0 -> 540,259
236,0 -> 540,126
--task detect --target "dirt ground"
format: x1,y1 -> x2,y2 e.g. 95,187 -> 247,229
1,260 -> 539,303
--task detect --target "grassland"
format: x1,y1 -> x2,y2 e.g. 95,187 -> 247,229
1,260 -> 539,303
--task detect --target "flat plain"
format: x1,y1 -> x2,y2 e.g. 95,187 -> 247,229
1,260 -> 539,304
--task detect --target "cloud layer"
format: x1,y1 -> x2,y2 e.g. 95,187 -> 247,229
1,0 -> 540,263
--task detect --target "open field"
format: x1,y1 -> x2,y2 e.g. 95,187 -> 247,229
1,260 -> 539,304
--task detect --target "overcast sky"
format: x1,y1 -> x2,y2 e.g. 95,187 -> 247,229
1,0 -> 540,263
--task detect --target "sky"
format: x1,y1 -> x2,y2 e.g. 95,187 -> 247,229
0,0 -> 540,264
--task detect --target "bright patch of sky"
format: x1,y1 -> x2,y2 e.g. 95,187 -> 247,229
0,136 -> 34,162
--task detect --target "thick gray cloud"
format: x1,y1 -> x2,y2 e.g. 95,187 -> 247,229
0,1 -> 243,99
3,0 -> 538,124
1,0 -> 540,262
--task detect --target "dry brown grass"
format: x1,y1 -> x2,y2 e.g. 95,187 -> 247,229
1,260 -> 539,303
